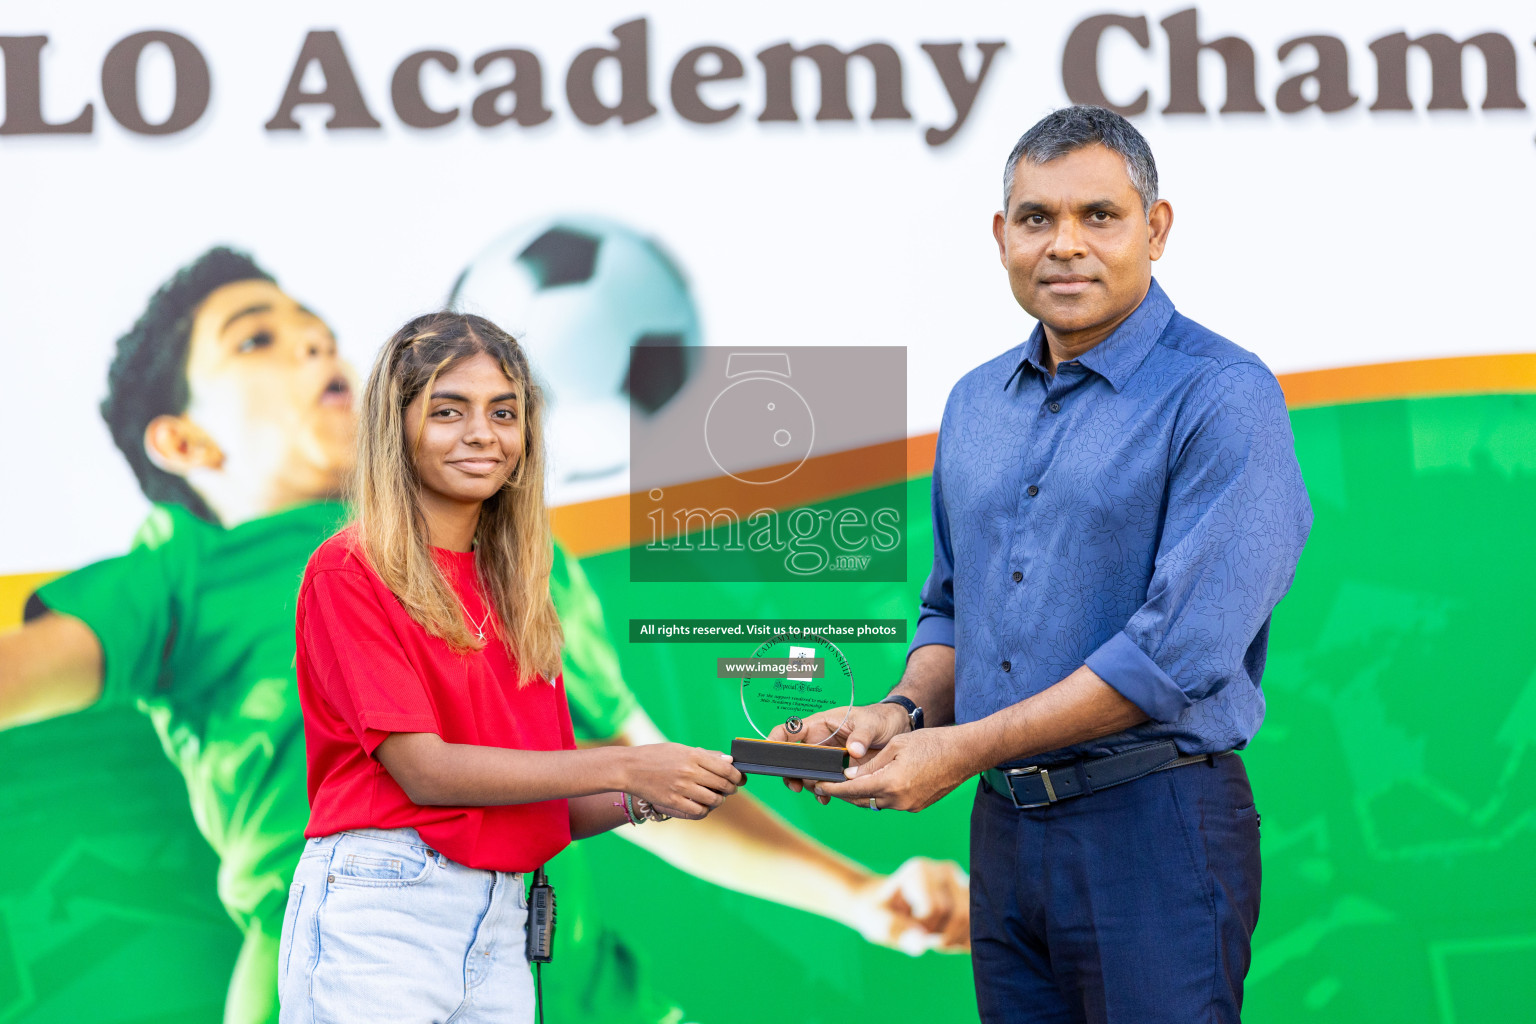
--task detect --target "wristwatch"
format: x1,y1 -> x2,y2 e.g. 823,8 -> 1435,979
879,694 -> 924,732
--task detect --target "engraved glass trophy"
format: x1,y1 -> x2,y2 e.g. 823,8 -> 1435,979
727,630 -> 855,782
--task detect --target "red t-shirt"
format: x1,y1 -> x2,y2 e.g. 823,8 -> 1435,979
295,530 -> 575,871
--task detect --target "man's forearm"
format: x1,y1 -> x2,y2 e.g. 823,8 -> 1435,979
821,663 -> 1151,813
949,664 -> 1147,775
888,643 -> 957,726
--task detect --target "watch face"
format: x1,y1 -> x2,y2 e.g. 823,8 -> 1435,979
704,375 -> 815,485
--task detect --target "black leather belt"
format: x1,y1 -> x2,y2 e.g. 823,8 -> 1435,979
981,740 -> 1229,810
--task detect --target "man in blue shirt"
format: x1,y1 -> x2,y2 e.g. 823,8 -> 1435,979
775,106 -> 1311,1022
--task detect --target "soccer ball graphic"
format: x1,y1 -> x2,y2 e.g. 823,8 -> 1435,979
449,215 -> 701,501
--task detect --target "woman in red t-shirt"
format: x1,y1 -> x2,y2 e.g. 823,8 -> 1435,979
277,312 -> 742,1024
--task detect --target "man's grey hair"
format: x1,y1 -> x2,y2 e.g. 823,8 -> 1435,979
1002,105 -> 1159,215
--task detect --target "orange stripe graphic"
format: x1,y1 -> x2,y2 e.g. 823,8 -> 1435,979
551,353 -> 1536,557
1276,353 -> 1536,409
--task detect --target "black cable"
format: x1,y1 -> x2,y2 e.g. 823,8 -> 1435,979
535,961 -> 544,1024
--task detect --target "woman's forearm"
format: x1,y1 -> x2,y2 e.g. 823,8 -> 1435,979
568,792 -> 633,838
375,732 -> 740,818
376,732 -> 632,806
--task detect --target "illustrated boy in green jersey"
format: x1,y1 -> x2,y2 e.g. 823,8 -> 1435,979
1,248 -> 354,1023
0,248 -> 967,1024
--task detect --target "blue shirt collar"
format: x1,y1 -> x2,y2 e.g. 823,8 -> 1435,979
1004,278 -> 1176,393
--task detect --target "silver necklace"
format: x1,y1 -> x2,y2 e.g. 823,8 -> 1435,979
461,597 -> 493,642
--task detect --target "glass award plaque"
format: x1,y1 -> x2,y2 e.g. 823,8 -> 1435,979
728,631 -> 855,783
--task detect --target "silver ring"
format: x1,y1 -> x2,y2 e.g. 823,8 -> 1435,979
869,797 -> 880,811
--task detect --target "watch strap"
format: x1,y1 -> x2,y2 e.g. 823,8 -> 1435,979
880,694 -> 924,731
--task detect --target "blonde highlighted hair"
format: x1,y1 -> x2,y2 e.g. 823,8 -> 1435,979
352,311 -> 562,685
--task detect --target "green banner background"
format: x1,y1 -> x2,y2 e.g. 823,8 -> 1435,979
3,392 -> 1535,1022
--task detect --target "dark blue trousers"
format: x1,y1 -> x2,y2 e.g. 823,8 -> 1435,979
969,754 -> 1261,1024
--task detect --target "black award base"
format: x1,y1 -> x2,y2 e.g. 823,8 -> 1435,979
731,737 -> 850,783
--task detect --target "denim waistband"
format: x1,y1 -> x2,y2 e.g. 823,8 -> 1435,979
306,827 -> 521,880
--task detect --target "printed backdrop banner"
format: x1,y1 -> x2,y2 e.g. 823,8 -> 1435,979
2,3 -> 1534,1023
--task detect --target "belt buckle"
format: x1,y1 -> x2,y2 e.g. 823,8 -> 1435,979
1002,765 -> 1059,809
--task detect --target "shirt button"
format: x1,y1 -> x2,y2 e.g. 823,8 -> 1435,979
1012,571 -> 1023,582
1027,485 -> 1039,497
1049,402 -> 1061,413
1001,660 -> 1012,672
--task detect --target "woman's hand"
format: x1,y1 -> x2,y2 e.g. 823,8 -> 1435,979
620,744 -> 745,819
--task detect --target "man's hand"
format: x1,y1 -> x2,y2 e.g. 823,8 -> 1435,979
768,701 -> 910,798
816,728 -> 977,812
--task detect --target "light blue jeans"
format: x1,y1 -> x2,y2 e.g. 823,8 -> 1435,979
277,827 -> 533,1024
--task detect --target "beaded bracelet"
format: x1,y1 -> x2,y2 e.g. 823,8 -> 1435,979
632,796 -> 672,823
612,793 -> 672,825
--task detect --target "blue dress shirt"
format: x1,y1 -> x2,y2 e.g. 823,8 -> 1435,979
911,279 -> 1311,761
